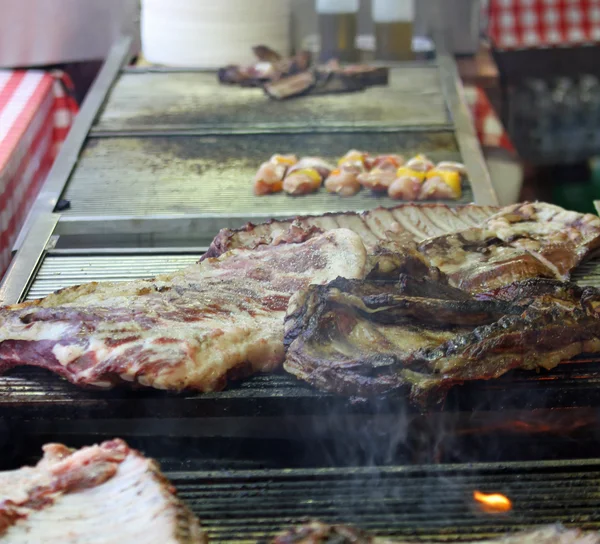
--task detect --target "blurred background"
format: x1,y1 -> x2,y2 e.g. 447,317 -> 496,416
1,0 -> 599,256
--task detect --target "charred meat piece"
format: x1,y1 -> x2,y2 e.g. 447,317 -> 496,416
0,230 -> 369,392
269,522 -> 600,544
419,202 -> 600,292
283,275 -> 600,404
219,47 -> 312,87
270,521 -> 377,544
264,72 -> 317,100
481,202 -> 600,278
0,439 -> 207,543
201,203 -> 500,260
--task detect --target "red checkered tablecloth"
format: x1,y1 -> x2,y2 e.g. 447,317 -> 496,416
0,70 -> 78,278
488,0 -> 600,51
464,85 -> 515,153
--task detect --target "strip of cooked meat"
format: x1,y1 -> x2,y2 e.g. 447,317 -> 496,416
0,230 -> 368,392
201,204 -> 499,260
269,521 -> 600,544
0,439 -> 206,543
418,203 -> 600,293
283,276 -> 600,404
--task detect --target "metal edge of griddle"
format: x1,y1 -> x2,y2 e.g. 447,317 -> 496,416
89,124 -> 457,138
431,27 -> 498,206
11,35 -> 134,254
0,214 -> 60,305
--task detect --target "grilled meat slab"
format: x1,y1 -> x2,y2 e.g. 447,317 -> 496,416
0,439 -> 206,543
283,276 -> 600,404
419,203 -> 600,293
0,230 -> 368,392
205,202 -> 600,293
202,203 -> 499,260
270,522 -> 600,544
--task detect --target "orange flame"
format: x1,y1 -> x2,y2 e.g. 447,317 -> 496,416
473,491 -> 512,513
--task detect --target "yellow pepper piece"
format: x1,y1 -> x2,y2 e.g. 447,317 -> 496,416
289,168 -> 322,184
338,152 -> 365,166
396,167 -> 426,182
272,154 -> 298,166
427,169 -> 462,197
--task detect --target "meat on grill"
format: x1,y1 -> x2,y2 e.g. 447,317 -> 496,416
419,203 -> 600,293
204,202 -> 600,293
202,203 -> 500,260
0,439 -> 206,543
0,230 -> 369,392
283,275 -> 600,404
270,522 -> 600,544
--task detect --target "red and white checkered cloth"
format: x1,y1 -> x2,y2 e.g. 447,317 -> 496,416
0,70 -> 78,278
464,85 -> 515,153
488,0 -> 600,51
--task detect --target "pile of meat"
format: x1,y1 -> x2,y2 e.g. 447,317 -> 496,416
218,46 -> 389,100
254,151 -> 464,200
1,202 -> 600,405
0,439 -> 207,543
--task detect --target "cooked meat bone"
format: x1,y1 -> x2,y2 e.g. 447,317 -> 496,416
0,230 -> 368,392
283,276 -> 600,404
202,203 -> 500,260
270,521 -> 600,544
0,439 -> 206,543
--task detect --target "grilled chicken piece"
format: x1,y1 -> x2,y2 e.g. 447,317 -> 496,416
325,168 -> 362,196
283,158 -> 335,195
283,275 -> 600,404
254,154 -> 298,195
270,522 -> 600,544
0,230 -> 368,392
0,439 -> 207,543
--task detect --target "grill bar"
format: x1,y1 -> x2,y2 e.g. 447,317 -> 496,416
165,461 -> 600,542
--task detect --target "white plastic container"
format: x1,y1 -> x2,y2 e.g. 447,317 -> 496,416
141,0 -> 291,68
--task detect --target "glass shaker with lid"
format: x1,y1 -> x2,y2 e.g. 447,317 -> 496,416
316,0 -> 359,63
372,0 -> 415,61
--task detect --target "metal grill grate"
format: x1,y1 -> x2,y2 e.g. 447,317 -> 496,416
169,460 -> 600,542
60,133 -> 468,218
24,253 -> 600,300
93,69 -> 450,133
26,254 -> 201,300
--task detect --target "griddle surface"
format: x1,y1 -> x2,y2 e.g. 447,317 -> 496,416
94,68 -> 449,133
61,133 -> 467,218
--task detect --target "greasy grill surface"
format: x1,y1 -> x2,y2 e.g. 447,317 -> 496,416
2,254 -> 600,419
93,68 -> 449,133
60,133 -> 467,218
167,460 -> 600,542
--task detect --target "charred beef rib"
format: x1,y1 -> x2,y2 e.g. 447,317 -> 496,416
0,230 -> 369,392
420,202 -> 600,293
206,203 -> 600,293
283,276 -> 600,404
202,203 -> 500,260
0,439 -> 206,543
269,521 -> 600,544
